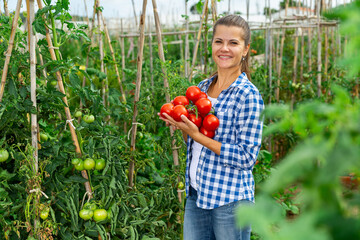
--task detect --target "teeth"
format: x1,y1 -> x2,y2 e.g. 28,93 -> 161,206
219,56 -> 231,59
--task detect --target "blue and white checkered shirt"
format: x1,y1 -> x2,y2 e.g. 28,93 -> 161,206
185,72 -> 264,209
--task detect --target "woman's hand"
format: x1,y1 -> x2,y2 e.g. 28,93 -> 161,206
158,112 -> 199,137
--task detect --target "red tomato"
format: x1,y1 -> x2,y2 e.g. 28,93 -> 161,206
160,103 -> 174,118
172,105 -> 189,122
198,92 -> 207,99
202,114 -> 220,131
173,96 -> 190,106
195,98 -> 212,116
200,127 -> 215,138
188,113 -> 202,128
186,86 -> 202,103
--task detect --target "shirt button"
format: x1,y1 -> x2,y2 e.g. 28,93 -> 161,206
197,169 -> 200,173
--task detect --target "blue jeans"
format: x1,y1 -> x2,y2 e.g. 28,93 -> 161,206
183,186 -> 251,240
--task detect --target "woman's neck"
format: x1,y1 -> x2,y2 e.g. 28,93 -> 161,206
207,68 -> 241,98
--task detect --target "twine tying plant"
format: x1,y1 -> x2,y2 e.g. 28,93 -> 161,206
29,188 -> 49,199
65,119 -> 76,130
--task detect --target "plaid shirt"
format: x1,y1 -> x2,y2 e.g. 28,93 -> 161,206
185,72 -> 264,209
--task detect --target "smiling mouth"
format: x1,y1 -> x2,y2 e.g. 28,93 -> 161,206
218,55 -> 232,59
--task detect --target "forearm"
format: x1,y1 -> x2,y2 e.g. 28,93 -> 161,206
191,132 -> 221,155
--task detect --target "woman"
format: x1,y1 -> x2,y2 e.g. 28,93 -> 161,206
159,15 -> 264,240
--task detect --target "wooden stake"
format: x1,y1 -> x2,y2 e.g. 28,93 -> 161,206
211,0 -> 217,23
148,16 -> 154,88
0,0 -> 22,102
184,0 -> 190,77
99,9 -> 127,104
300,28 -> 304,83
129,0 -> 148,188
316,0 -> 322,97
3,0 -> 9,17
151,0 -> 182,203
291,28 -> 299,109
36,0 -> 92,197
188,0 -> 209,82
203,1 -> 209,76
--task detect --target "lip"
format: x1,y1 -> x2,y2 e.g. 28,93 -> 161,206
218,55 -> 232,59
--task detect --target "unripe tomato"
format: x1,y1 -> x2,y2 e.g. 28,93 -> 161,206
202,114 -> 220,131
71,158 -> 81,165
173,96 -> 190,106
74,111 -> 82,118
40,210 -> 49,220
95,158 -> 106,170
0,149 -> 9,162
83,114 -> 95,123
178,181 -> 185,190
74,160 -> 84,171
40,133 -> 49,142
93,209 -> 108,222
83,158 -> 95,170
83,202 -> 97,211
160,103 -> 174,118
50,80 -> 57,86
79,209 -> 93,220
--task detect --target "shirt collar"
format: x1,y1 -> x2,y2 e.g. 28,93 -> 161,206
200,72 -> 248,92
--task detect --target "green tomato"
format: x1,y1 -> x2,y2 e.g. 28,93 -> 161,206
83,158 -> 95,170
74,111 -> 82,118
95,158 -> 106,170
178,181 -> 185,190
0,149 -> 9,162
107,209 -> 111,220
74,160 -> 84,171
83,114 -> 95,123
79,209 -> 93,220
83,202 -> 97,211
40,210 -> 49,220
50,80 -> 57,86
71,158 -> 81,165
93,209 -> 108,222
40,133 -> 49,142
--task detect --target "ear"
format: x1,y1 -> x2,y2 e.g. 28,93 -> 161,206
243,43 -> 250,57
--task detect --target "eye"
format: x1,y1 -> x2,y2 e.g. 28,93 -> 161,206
230,41 -> 239,45
214,40 -> 222,43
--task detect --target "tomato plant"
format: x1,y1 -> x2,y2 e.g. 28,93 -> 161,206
79,209 -> 93,221
74,111 -> 82,118
40,133 -> 49,142
74,160 -> 84,171
172,105 -> 189,121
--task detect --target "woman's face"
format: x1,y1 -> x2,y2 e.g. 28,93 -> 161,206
212,25 -> 249,72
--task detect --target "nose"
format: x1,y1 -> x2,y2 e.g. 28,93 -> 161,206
220,43 -> 229,51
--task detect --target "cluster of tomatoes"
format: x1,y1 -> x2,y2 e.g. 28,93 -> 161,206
71,157 -> 106,172
79,202 -> 110,222
160,86 -> 220,138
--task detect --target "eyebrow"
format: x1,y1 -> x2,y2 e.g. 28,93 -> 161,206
213,38 -> 241,42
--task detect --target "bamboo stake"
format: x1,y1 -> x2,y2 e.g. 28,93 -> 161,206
79,0 -> 98,122
184,0 -> 190,77
35,35 -> 47,79
148,16 -> 154,88
28,0 -> 40,234
151,0 -> 182,203
308,27 -> 312,76
291,28 -> 299,109
131,0 -> 138,27
95,0 -> 106,106
0,0 -> 22,102
203,1 -> 209,76
3,0 -> 9,17
36,0 -> 92,197
83,0 -> 90,29
300,28 -> 304,83
316,0 -> 322,97
188,0 -> 209,82
129,0 -> 147,188
120,19 -> 126,85
211,0 -> 217,23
